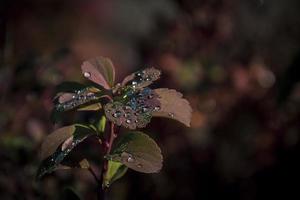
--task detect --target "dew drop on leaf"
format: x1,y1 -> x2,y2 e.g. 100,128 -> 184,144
168,112 -> 174,118
127,154 -> 135,163
154,106 -> 160,111
137,164 -> 142,168
84,72 -> 91,78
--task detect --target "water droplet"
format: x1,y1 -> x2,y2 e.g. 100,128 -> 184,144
132,81 -> 137,85
142,107 -> 148,112
84,72 -> 91,78
154,106 -> 160,111
146,77 -> 151,81
127,155 -> 135,163
168,112 -> 174,117
137,164 -> 142,168
126,119 -> 131,124
113,111 -> 122,118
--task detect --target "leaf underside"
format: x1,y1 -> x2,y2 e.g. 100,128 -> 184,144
109,131 -> 163,173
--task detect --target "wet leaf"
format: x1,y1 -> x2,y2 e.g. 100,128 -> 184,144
40,125 -> 75,160
81,57 -> 115,90
153,88 -> 192,127
104,87 -> 161,129
108,131 -> 163,173
37,124 -> 96,179
121,67 -> 161,89
103,160 -> 128,188
54,87 -> 103,113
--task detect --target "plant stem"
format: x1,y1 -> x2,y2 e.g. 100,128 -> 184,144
95,122 -> 117,200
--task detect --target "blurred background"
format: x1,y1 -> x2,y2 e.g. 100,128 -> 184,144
1,0 -> 300,199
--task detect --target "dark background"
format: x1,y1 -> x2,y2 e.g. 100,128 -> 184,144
1,0 -> 300,199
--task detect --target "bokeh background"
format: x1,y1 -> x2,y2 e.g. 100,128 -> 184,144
1,0 -> 300,199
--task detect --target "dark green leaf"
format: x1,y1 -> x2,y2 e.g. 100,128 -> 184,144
55,81 -> 87,94
108,131 -> 163,173
103,160 -> 128,188
37,124 -> 96,179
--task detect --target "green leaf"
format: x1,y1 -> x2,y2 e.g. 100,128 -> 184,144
77,103 -> 102,111
103,160 -> 128,188
81,57 -> 115,89
97,115 -> 106,133
108,131 -> 163,173
37,124 -> 96,179
153,88 -> 192,127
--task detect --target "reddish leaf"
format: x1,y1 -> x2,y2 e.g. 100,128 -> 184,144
153,88 -> 192,127
81,57 -> 115,89
40,125 -> 75,161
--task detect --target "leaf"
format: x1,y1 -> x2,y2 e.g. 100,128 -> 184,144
104,87 -> 161,129
81,57 -> 115,90
54,87 -> 103,113
153,88 -> 192,127
77,103 -> 102,111
121,67 -> 161,89
37,124 -> 96,179
61,187 -> 82,200
55,81 -> 87,94
97,115 -> 106,133
40,125 -> 75,160
103,160 -> 128,188
108,131 -> 163,173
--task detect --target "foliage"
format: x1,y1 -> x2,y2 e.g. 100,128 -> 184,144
37,57 -> 192,199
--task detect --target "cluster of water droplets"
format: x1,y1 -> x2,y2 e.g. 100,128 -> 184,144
104,87 -> 161,129
56,88 -> 98,111
129,68 -> 161,89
